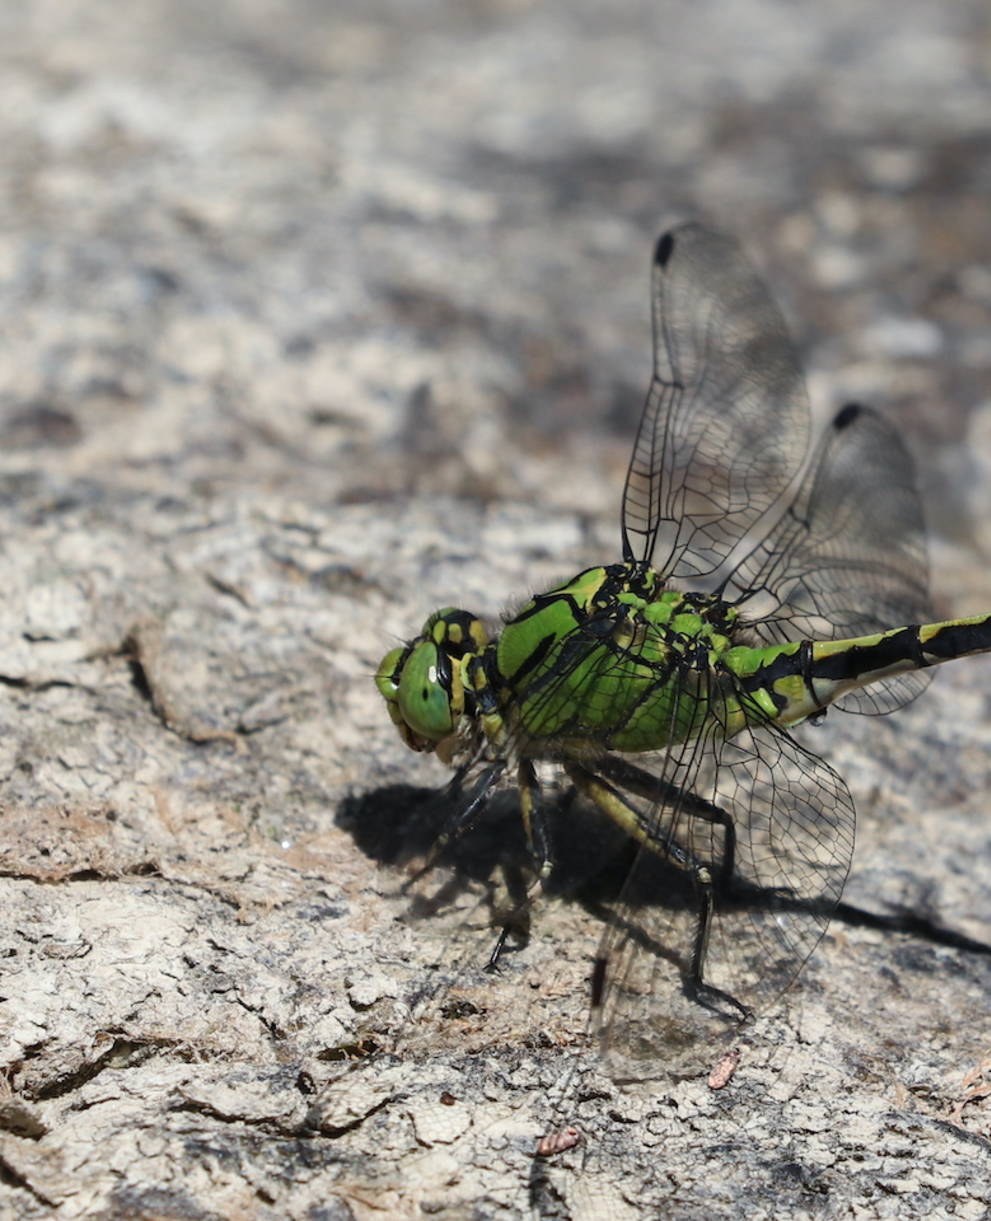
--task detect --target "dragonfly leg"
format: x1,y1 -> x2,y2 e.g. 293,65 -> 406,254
518,758 -> 553,880
563,760 -> 702,871
486,922 -> 513,972
685,868 -> 751,1020
486,760 -> 550,974
438,760 -> 504,844
565,760 -> 749,1021
594,755 -> 737,891
400,761 -> 505,893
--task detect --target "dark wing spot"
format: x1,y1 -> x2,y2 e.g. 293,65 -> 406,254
833,402 -> 864,430
654,230 -> 675,267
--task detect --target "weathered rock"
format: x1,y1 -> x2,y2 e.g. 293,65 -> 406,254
0,2 -> 989,1217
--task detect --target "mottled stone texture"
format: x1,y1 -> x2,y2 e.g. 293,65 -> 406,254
0,1 -> 989,1217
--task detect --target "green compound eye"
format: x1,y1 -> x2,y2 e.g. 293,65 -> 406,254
374,647 -> 406,703
376,609 -> 485,751
396,640 -> 454,740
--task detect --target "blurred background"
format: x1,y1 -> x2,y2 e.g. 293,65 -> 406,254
2,0 -> 989,561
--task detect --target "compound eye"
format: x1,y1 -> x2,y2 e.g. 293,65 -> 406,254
397,640 -> 454,740
374,647 -> 406,701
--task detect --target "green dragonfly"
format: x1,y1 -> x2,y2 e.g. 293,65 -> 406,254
376,223 -> 991,1077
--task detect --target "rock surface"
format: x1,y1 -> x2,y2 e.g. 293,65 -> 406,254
0,1 -> 989,1217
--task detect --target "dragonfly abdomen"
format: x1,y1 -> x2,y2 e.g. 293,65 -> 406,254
727,611 -> 991,729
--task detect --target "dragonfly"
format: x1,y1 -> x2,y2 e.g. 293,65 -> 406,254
375,222 -> 991,1079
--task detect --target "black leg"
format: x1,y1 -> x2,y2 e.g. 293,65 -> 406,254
517,757 -> 555,880
684,864 -> 751,1021
401,761 -> 505,893
484,759 -> 550,971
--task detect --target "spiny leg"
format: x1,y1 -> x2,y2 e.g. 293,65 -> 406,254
595,754 -> 737,892
401,761 -> 505,894
486,758 -> 551,972
517,757 -> 554,881
683,863 -> 750,1018
565,760 -> 750,1021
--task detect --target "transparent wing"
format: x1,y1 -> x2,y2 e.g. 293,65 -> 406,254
729,403 -> 933,714
481,591 -> 854,1084
621,223 -> 811,577
591,700 -> 855,1082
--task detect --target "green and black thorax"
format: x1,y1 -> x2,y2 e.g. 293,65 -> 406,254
377,560 -> 775,765
485,562 -> 749,753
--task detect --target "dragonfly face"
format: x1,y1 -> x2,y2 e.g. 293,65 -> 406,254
374,221 -> 991,1078
375,608 -> 487,754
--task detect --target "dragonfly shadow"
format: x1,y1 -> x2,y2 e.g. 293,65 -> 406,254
831,898 -> 991,957
341,782 -> 769,943
578,846 -> 991,968
336,782 -> 991,982
337,781 -> 642,942
337,779 -> 720,977
337,781 -> 543,964
336,781 -> 531,880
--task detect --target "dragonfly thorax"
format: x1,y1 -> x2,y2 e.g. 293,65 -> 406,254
486,562 -> 746,755
375,564 -> 752,764
496,563 -> 741,678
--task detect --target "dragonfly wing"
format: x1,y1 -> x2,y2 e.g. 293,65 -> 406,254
731,403 -> 933,713
622,223 -> 811,577
592,717 -> 855,1082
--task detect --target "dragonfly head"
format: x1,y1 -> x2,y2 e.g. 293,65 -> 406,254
375,608 -> 488,756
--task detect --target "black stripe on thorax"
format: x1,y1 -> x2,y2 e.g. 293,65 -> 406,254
509,592 -> 585,628
505,631 -> 559,687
